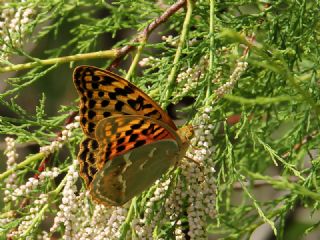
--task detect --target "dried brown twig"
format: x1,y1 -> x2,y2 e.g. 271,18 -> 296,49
281,130 -> 318,159
109,0 -> 187,69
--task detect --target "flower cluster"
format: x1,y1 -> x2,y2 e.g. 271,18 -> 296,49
139,36 -> 200,70
0,3 -> 35,61
50,161 -> 79,239
68,191 -> 92,240
188,107 -> 215,163
8,194 -> 48,239
162,35 -> 179,46
161,35 -> 198,47
160,107 -> 215,239
71,203 -> 128,239
176,55 -> 208,96
133,179 -> 171,239
98,206 -> 128,239
48,160 -> 129,239
186,108 -> 216,238
71,201 -> 128,240
139,56 -> 158,67
215,59 -> 248,97
5,167 -> 60,203
77,203 -> 110,239
40,116 -> 80,155
3,137 -> 18,202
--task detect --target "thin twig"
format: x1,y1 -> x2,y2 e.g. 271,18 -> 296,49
206,0 -> 215,101
108,0 -> 187,69
162,0 -> 194,106
125,42 -> 146,80
233,176 -> 300,190
0,50 -> 117,73
0,153 -> 45,181
281,130 -> 319,158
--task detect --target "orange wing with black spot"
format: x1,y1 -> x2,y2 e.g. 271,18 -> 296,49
73,65 -> 193,206
77,138 -> 99,186
94,115 -> 181,170
73,65 -> 176,139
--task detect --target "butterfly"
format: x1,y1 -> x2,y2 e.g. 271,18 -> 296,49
73,65 -> 193,206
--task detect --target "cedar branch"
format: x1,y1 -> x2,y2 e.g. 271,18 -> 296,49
109,0 -> 187,69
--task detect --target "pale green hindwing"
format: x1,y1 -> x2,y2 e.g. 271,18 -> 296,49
90,139 -> 179,206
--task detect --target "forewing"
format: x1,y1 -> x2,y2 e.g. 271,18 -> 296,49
90,139 -> 180,206
73,65 -> 176,138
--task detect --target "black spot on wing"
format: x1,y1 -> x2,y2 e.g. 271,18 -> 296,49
88,100 -> 96,108
92,75 -> 100,81
129,134 -> 138,142
101,100 -> 109,107
117,138 -> 125,145
131,123 -> 142,130
143,103 -> 153,109
115,101 -> 124,112
81,96 -> 87,103
91,140 -> 98,150
134,140 -> 146,148
105,149 -> 112,160
88,122 -> 95,133
136,96 -> 145,110
114,87 -> 129,96
152,128 -> 168,139
87,175 -> 93,183
131,119 -> 145,130
124,86 -> 134,94
103,112 -> 111,118
136,96 -> 144,104
79,146 -> 89,161
88,110 -> 96,119
89,166 -> 97,176
81,106 -> 87,114
92,82 -> 99,89
108,92 -> 117,100
145,109 -> 158,117
87,90 -> 93,98
88,152 -> 95,164
101,76 -> 114,85
127,99 -> 136,109
77,85 -> 84,94
116,145 -> 126,152
81,117 -> 87,125
148,123 -> 159,133
82,161 -> 89,176
74,70 -> 81,80
125,129 -> 133,136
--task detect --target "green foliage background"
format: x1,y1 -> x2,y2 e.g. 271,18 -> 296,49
1,0 -> 320,239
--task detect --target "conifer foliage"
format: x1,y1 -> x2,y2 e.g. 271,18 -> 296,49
1,1 -> 320,239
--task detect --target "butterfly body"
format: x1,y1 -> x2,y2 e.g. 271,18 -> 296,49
73,65 -> 192,206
